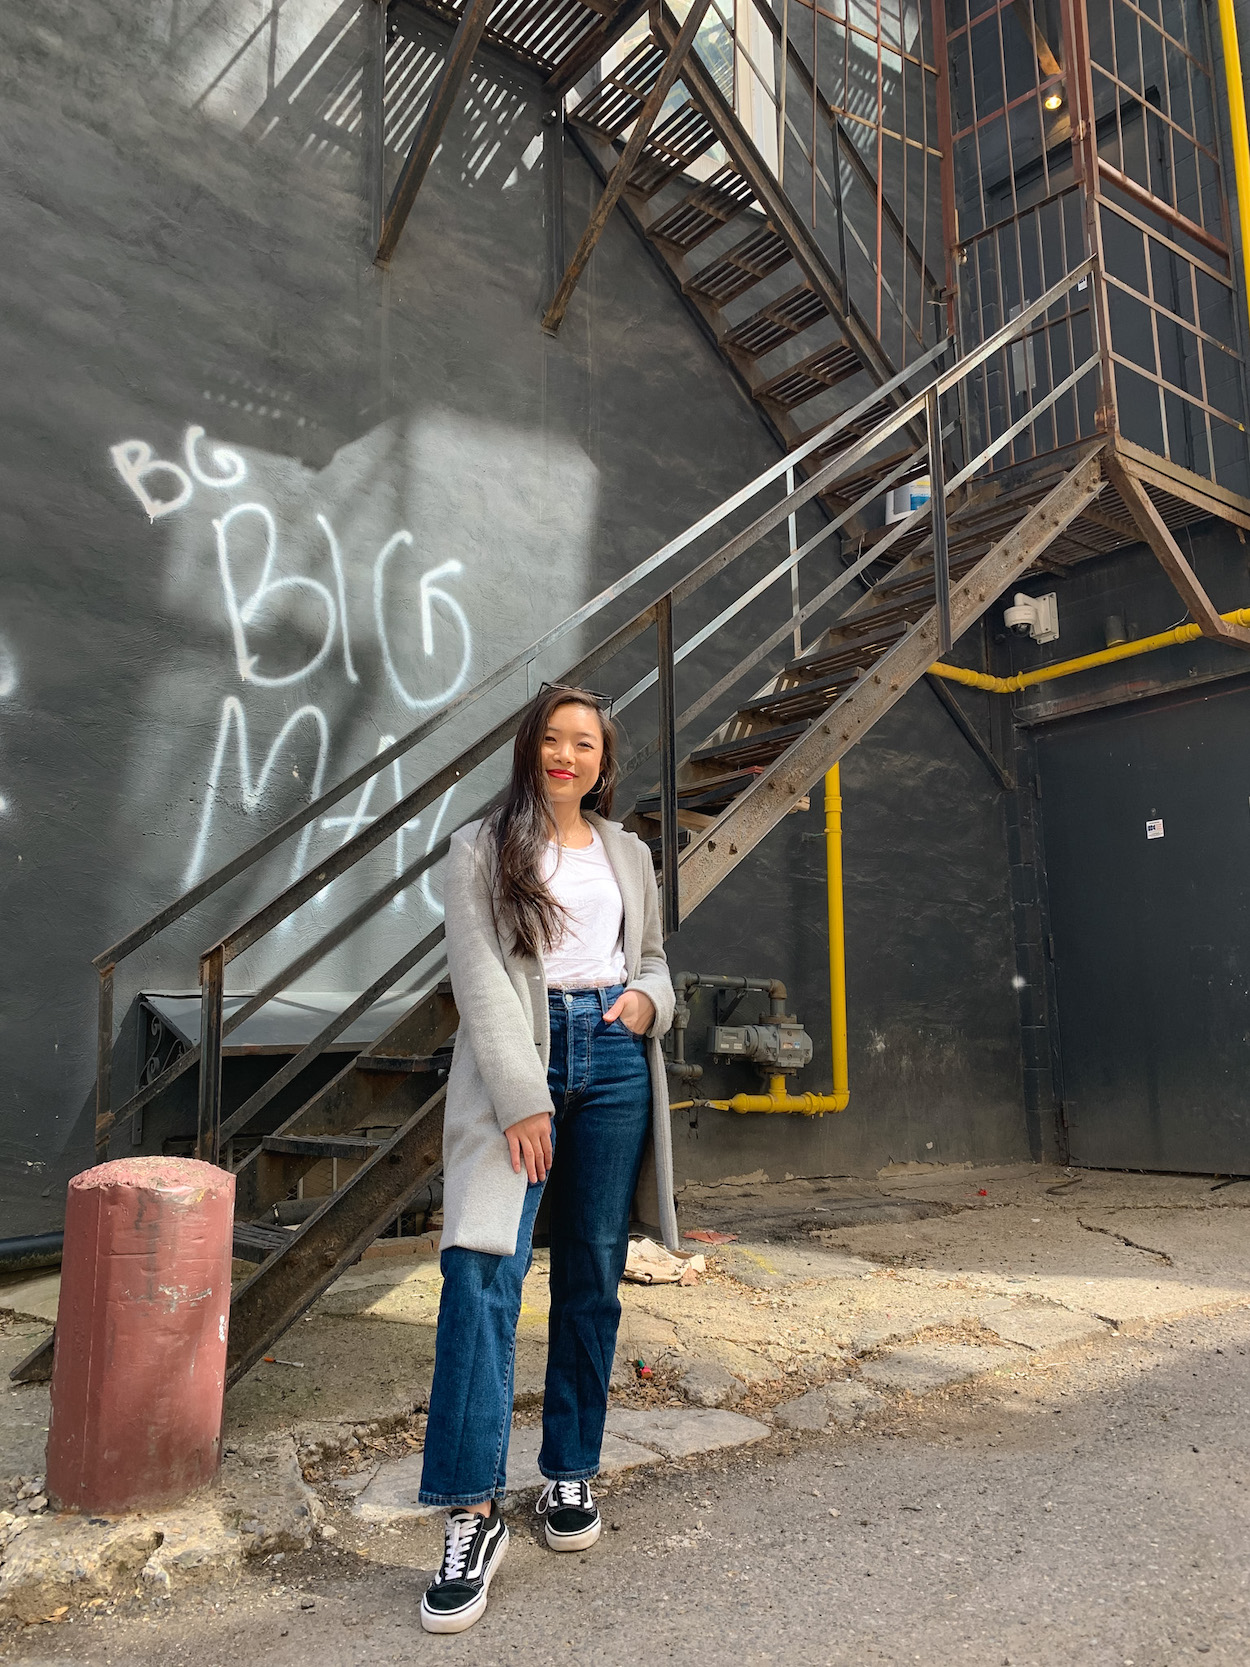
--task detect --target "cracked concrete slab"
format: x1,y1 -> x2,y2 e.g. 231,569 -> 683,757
822,1380 -> 887,1425
0,1330 -> 51,1479
858,1343 -> 1014,1396
676,1359 -> 743,1407
0,1276 -> 60,1326
351,1427 -> 658,1524
603,1407 -> 769,1459
981,1306 -> 1108,1353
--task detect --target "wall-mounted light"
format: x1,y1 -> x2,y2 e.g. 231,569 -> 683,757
1044,90 -> 1064,110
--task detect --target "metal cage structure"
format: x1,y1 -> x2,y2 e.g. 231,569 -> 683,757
934,0 -> 1250,513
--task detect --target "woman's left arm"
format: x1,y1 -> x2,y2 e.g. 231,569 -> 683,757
622,843 -> 675,1040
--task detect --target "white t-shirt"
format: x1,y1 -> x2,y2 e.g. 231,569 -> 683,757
541,829 -> 628,989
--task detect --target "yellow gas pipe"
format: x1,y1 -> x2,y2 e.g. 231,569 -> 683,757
1216,0 -> 1250,338
929,607 -> 1250,695
700,764 -> 851,1115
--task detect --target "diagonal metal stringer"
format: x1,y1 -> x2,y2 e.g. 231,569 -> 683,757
542,0 -> 714,334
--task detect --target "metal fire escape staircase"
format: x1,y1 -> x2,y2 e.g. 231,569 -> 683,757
12,261 -> 1115,1388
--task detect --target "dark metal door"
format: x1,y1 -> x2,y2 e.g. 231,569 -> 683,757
1037,682 -> 1250,1174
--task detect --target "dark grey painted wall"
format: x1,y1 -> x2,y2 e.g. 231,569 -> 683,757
992,519 -> 1250,1166
0,1 -> 1029,1231
667,678 -> 1028,1184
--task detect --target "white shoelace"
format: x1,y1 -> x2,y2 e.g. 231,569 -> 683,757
539,1479 -> 589,1512
438,1512 -> 482,1583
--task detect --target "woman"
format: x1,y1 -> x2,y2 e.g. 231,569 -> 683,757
417,684 -> 676,1635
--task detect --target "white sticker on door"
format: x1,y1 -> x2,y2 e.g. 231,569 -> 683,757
1145,819 -> 1164,839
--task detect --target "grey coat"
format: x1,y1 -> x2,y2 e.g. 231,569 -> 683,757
439,812 -> 677,1258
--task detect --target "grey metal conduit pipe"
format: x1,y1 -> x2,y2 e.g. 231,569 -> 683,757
668,972 -> 790,1083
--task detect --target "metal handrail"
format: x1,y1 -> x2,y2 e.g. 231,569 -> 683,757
96,259 -> 1103,1166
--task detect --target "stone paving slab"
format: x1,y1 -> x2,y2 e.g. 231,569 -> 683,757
982,1306 -> 1108,1353
603,1407 -> 769,1459
676,1358 -> 743,1408
773,1380 -> 886,1430
823,1380 -> 886,1426
351,1429 -> 659,1525
858,1343 -> 1011,1396
772,1388 -> 832,1431
711,1244 -> 877,1290
0,1276 -> 60,1324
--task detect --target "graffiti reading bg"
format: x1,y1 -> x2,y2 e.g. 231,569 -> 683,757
109,424 -> 470,912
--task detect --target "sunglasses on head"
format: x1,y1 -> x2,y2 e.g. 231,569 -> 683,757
538,681 -> 615,716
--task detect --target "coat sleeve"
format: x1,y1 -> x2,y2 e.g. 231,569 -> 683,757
443,831 -> 555,1135
625,840 -> 676,1040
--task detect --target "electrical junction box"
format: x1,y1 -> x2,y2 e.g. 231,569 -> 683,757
708,1023 -> 814,1071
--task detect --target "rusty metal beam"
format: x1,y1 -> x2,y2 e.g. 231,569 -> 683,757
675,451 -> 1108,917
542,0 -> 713,334
1104,451 -> 1250,648
376,0 -> 494,264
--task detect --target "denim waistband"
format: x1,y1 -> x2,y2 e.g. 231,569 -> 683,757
548,983 -> 625,1014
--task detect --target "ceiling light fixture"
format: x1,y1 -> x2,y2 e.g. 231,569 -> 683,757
1044,90 -> 1064,109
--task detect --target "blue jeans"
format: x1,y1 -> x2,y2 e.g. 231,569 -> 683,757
418,985 -> 652,1507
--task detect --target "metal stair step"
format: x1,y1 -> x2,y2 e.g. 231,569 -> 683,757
780,618 -> 910,680
633,767 -> 763,818
829,446 -> 930,506
567,36 -> 666,138
684,225 -> 791,304
627,101 -> 716,198
721,284 -> 829,359
753,340 -> 864,410
687,719 -> 809,771
801,398 -> 896,464
647,166 -> 756,252
261,1134 -> 383,1161
355,1053 -> 447,1075
643,827 -> 693,860
733,664 -> 866,724
233,1220 -> 293,1262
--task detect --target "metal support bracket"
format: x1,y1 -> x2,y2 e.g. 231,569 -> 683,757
1105,450 -> 1250,649
375,0 -> 494,264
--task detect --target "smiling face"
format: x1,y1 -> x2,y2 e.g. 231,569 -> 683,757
540,700 -> 605,811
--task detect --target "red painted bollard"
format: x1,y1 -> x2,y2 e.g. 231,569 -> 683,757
46,1157 -> 234,1513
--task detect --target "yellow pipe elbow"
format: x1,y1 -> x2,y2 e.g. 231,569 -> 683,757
707,1075 -> 851,1115
930,608 -> 1250,696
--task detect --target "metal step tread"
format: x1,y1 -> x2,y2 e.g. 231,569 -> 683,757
754,339 -> 864,409
734,664 -> 864,722
633,766 -> 763,816
355,1053 -> 447,1074
721,284 -> 829,360
261,1134 -> 383,1160
233,1220 -> 293,1262
568,36 -> 666,138
687,718 -> 810,770
648,166 -> 755,251
627,101 -> 716,198
684,225 -> 791,305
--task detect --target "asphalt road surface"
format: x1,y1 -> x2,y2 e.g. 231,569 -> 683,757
6,1309 -> 1248,1667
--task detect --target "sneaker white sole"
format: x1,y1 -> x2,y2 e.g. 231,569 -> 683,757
544,1516 -> 602,1553
419,1525 -> 509,1634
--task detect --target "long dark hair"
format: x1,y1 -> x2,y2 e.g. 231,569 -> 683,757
488,685 -> 618,959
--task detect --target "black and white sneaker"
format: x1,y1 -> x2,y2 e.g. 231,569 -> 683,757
419,1502 -> 509,1634
535,1479 -> 602,1552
